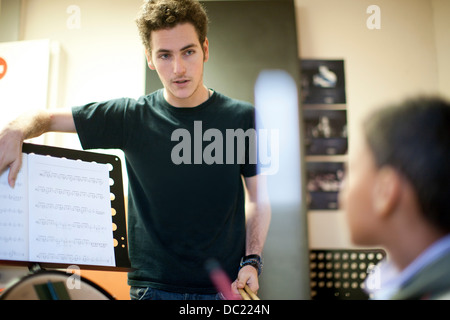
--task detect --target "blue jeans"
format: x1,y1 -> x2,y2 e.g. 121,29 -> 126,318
130,286 -> 223,300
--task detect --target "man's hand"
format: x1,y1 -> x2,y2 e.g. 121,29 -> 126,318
0,127 -> 24,188
231,265 -> 259,297
0,109 -> 76,188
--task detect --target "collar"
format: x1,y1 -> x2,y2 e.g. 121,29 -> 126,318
366,234 -> 450,299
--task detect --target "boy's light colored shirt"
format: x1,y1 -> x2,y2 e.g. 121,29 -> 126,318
366,234 -> 450,299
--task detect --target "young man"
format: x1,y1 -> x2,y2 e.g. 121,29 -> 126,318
0,0 -> 271,300
339,96 -> 450,299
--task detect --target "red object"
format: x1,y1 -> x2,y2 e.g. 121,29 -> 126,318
206,259 -> 241,300
0,57 -> 7,80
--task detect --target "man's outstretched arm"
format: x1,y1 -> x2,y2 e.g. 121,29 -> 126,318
0,109 -> 76,187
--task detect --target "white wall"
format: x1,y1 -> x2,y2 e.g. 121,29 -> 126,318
432,0 -> 450,100
296,0 -> 449,248
20,0 -> 146,149
19,0 -> 147,195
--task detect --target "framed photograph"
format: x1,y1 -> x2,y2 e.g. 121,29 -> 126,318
306,162 -> 345,210
304,109 -> 348,155
301,59 -> 346,105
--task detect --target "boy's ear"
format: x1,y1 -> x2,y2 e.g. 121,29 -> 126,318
145,49 -> 156,70
202,38 -> 209,63
373,166 -> 401,218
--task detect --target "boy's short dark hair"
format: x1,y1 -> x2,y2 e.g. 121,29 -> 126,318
136,0 -> 209,53
363,96 -> 450,232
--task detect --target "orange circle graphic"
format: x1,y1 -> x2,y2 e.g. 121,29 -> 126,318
0,57 -> 7,80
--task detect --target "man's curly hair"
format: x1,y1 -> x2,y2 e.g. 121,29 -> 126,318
136,0 -> 209,53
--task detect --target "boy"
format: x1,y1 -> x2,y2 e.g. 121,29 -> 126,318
0,0 -> 271,300
339,96 -> 450,299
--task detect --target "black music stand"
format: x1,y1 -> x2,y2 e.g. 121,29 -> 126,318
0,143 -> 131,299
310,248 -> 386,300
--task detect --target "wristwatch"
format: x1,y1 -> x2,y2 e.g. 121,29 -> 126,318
239,254 -> 263,276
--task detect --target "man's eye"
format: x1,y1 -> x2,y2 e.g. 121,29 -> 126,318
159,54 -> 170,60
184,50 -> 195,56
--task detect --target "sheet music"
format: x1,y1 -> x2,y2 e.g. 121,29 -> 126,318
27,154 -> 116,266
0,154 -> 29,261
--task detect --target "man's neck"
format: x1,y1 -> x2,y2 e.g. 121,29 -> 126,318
164,85 -> 211,108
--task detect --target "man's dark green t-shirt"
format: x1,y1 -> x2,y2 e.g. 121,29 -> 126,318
72,89 -> 257,293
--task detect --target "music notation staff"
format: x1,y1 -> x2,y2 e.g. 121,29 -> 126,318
0,236 -> 26,244
34,235 -> 110,249
0,154 -> 29,262
38,170 -> 105,186
0,250 -> 26,260
34,202 -> 106,215
33,252 -> 114,266
34,218 -> 108,232
34,186 -> 105,200
0,194 -> 25,202
0,208 -> 25,215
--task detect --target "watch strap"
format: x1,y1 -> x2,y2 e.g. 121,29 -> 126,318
239,254 -> 263,276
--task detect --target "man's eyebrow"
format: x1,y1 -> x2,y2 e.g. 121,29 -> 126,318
180,43 -> 198,51
156,43 -> 198,54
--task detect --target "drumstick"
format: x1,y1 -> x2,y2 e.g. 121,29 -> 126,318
244,284 -> 260,300
238,288 -> 251,300
238,285 -> 260,300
